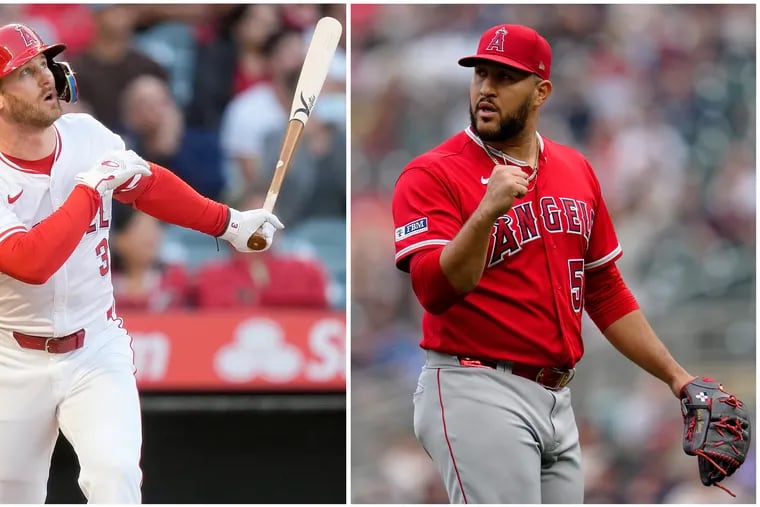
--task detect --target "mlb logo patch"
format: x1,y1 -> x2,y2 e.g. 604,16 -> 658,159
395,217 -> 428,242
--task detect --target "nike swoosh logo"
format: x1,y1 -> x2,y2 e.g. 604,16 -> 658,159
481,177 -> 489,184
7,190 -> 22,204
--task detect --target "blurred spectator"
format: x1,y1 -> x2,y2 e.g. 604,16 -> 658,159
121,74 -> 225,201
704,143 -> 755,247
132,4 -> 211,27
131,6 -> 212,108
378,435 -> 445,503
185,5 -> 282,131
230,4 -> 282,95
110,203 -> 192,312
219,28 -> 306,200
258,114 -> 346,227
22,4 -> 95,57
0,5 -> 25,26
71,4 -> 167,131
220,26 -> 346,209
281,4 -> 321,31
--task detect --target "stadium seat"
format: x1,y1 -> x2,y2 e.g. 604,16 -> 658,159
195,254 -> 329,309
278,217 -> 346,308
160,224 -> 230,270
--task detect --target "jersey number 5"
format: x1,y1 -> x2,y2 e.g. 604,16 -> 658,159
568,259 -> 584,313
95,238 -> 110,276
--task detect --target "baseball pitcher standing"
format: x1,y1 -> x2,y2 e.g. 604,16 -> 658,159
392,24 -> 750,504
0,24 -> 283,503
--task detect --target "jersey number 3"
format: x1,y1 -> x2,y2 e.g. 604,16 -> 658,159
95,238 -> 109,276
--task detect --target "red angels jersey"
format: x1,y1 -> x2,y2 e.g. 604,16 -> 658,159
0,113 -> 129,335
392,127 -> 622,367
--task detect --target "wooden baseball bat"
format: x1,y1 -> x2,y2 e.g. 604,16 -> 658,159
247,16 -> 343,250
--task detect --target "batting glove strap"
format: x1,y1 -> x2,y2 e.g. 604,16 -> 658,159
75,150 -> 151,195
220,208 -> 284,253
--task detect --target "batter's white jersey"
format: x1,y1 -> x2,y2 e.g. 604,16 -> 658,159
0,113 -> 127,336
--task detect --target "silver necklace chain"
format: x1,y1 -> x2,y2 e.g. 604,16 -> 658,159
468,127 -> 540,187
484,145 -> 539,184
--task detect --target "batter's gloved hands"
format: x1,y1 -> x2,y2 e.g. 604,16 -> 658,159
75,150 -> 151,195
680,376 -> 751,497
220,207 -> 284,252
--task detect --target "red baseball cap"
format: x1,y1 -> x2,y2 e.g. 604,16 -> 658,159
459,24 -> 551,80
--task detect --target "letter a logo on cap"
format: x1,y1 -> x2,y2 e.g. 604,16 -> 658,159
14,25 -> 38,48
485,27 -> 507,53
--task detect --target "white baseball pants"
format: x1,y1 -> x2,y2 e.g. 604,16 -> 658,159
0,316 -> 142,503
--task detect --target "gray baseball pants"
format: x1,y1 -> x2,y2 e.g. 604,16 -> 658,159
413,350 -> 584,504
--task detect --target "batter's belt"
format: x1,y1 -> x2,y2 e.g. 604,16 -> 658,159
457,355 -> 575,390
12,329 -> 86,353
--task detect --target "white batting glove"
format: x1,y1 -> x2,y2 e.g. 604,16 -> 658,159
75,150 -> 151,195
220,208 -> 284,252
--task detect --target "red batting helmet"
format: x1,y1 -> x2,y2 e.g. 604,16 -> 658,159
0,23 -> 66,78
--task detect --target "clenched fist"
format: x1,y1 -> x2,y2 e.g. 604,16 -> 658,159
479,164 -> 530,220
75,150 -> 151,195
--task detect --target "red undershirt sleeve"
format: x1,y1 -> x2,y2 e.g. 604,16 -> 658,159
409,247 -> 467,314
0,185 -> 101,285
114,162 -> 230,237
584,262 -> 640,332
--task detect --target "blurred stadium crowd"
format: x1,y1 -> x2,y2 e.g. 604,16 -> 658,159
351,4 -> 755,503
5,3 -> 347,311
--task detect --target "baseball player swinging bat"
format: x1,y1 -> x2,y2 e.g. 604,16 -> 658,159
247,16 -> 343,250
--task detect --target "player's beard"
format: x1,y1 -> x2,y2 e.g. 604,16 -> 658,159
470,95 -> 531,143
1,91 -> 62,129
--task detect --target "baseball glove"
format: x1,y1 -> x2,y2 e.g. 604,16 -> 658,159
680,376 -> 751,497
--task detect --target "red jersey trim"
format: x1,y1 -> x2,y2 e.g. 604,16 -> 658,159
53,126 -> 62,162
395,239 -> 450,263
0,225 -> 26,243
436,368 -> 469,503
585,244 -> 622,270
0,126 -> 61,174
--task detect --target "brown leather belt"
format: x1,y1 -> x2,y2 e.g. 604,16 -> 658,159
458,356 -> 575,390
13,329 -> 85,353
